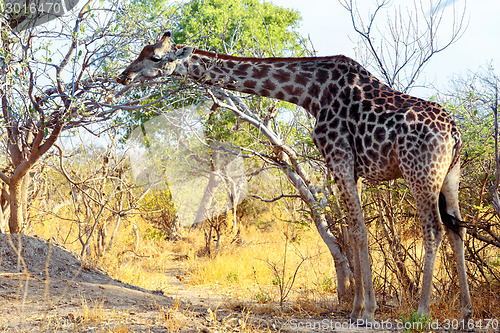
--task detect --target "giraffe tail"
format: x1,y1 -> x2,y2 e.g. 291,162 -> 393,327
439,192 -> 464,237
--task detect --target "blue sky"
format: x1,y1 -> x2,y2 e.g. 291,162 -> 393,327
269,0 -> 499,98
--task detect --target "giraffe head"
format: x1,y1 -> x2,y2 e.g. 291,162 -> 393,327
117,31 -> 194,85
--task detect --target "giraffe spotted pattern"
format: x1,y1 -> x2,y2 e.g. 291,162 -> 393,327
118,32 -> 472,323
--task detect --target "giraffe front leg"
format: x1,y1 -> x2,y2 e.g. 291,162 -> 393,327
352,224 -> 376,323
358,235 -> 376,323
350,242 -> 364,320
337,177 -> 377,323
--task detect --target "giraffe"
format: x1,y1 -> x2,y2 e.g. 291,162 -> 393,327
117,32 -> 473,322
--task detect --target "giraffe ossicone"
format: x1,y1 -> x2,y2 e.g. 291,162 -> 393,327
118,31 -> 473,322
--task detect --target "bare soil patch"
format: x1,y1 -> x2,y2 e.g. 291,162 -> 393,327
0,234 -> 392,332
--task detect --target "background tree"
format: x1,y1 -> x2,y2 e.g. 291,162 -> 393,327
173,0 -> 305,57
339,0 -> 467,93
333,0 -> 471,306
0,0 -> 177,233
114,0 -> 356,302
50,131 -> 138,258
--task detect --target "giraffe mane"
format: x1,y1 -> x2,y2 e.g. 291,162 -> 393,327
176,45 -> 361,66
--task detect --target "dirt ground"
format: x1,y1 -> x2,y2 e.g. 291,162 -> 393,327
0,234 -> 409,332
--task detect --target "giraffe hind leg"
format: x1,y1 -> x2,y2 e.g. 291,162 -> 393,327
415,196 -> 444,317
440,161 -> 473,320
400,165 -> 446,317
350,242 -> 365,320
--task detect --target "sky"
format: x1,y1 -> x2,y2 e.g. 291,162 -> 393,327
28,0 -> 496,99
268,0 -> 499,99
43,0 -> 498,222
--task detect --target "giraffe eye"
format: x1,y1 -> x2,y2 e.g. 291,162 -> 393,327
151,55 -> 162,62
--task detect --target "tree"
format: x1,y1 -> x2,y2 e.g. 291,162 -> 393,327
173,0 -> 304,57
441,66 -> 500,246
0,0 -> 170,233
339,0 -> 467,92
335,0 -> 469,305
115,0 -> 355,301
51,131 -> 138,258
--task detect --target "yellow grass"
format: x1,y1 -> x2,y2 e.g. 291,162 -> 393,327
159,298 -> 190,332
30,201 -> 500,324
79,297 -> 107,322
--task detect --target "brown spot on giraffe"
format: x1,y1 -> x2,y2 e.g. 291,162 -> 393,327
262,79 -> 276,91
117,31 -> 472,323
252,65 -> 270,79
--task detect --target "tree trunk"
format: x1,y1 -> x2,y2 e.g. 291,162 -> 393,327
283,167 -> 354,305
7,159 -> 35,234
192,165 -> 219,228
214,92 -> 355,305
228,178 -> 241,242
21,173 -> 30,223
168,215 -> 182,240
0,184 -> 9,233
312,213 -> 354,307
8,177 -> 24,234
0,206 -> 4,233
0,204 -> 5,234
107,187 -> 124,251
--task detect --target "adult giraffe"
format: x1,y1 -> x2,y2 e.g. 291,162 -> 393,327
117,32 -> 472,322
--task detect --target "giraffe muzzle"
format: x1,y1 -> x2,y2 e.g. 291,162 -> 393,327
117,73 -> 134,85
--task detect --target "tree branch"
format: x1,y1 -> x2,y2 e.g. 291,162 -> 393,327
249,194 -> 300,203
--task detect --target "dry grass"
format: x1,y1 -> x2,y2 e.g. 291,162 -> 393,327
79,297 -> 107,322
65,298 -> 135,332
29,200 -> 500,329
159,298 -> 191,332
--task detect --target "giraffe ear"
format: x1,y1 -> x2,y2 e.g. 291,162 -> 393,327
158,31 -> 171,44
175,46 -> 194,60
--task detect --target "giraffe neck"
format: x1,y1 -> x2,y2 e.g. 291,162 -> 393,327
174,49 -> 374,117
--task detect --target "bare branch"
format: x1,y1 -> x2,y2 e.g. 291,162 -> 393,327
249,194 -> 300,203
340,0 -> 468,92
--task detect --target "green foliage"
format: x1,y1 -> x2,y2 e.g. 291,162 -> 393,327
141,189 -> 178,237
317,276 -> 335,292
254,290 -> 272,303
226,271 -> 239,282
400,309 -> 431,333
445,101 -> 495,161
173,0 -> 303,57
144,228 -> 170,241
271,276 -> 281,286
